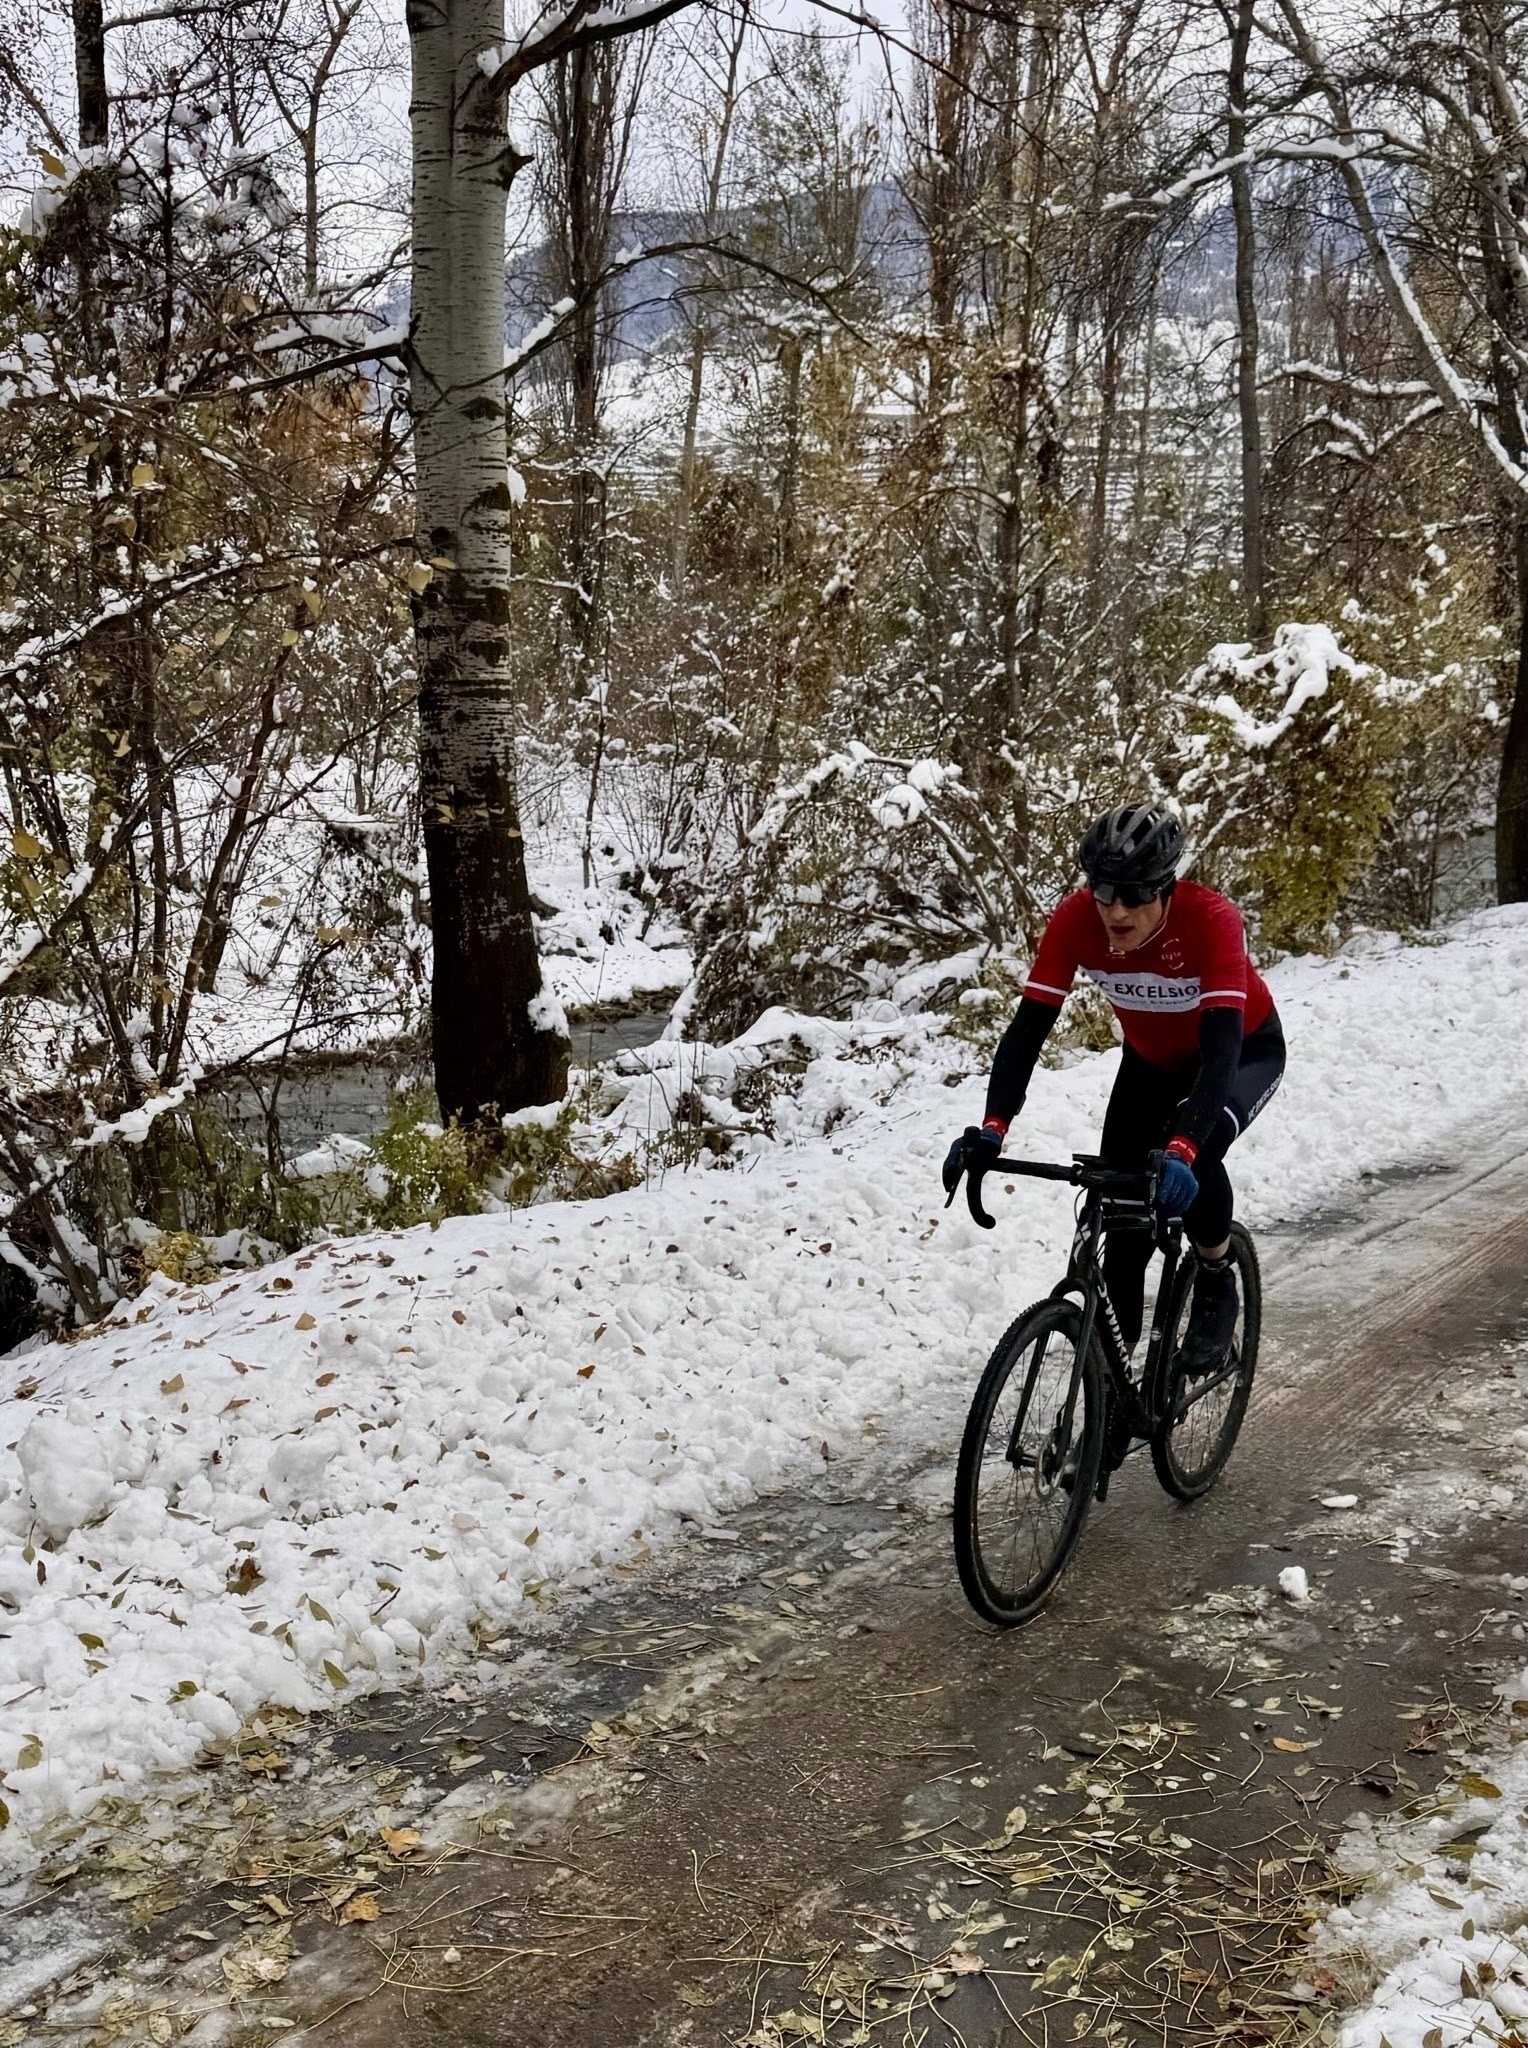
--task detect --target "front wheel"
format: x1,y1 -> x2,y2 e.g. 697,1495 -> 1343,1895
953,1299 -> 1106,1627
1149,1224 -> 1261,1500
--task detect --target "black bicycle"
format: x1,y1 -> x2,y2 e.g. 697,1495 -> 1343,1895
950,1154 -> 1261,1627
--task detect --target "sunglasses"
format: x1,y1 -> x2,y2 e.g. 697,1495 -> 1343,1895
1090,881 -> 1161,908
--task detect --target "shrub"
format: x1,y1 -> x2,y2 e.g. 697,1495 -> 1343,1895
135,1229 -> 228,1287
287,1089 -> 641,1234
1173,623 -> 1392,950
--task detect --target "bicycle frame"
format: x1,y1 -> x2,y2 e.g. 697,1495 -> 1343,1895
1052,1176 -> 1181,1444
959,1153 -> 1181,1450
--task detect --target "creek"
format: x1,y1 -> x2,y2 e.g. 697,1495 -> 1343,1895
201,1002 -> 674,1156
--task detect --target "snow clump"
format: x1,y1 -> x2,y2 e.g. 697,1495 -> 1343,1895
17,1409 -> 116,1539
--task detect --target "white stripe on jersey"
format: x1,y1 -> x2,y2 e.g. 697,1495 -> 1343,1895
1081,965 -> 1201,1012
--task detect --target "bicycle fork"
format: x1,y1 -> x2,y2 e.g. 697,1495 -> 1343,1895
1005,1305 -> 1093,1484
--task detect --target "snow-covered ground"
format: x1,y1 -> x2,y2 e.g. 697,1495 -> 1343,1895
1314,1650 -> 1528,2047
5,759 -> 692,1112
0,907 -> 1524,1872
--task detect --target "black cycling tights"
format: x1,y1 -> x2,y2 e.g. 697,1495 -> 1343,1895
1100,1014 -> 1285,1351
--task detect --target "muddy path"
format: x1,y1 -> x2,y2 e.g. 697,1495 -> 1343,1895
9,1131 -> 1528,2048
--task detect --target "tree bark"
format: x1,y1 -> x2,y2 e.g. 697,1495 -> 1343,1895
71,0 -> 108,149
995,6 -> 1057,725
560,43 -> 607,659
1226,0 -> 1266,639
408,0 -> 568,1122
1464,0 -> 1528,901
671,11 -> 748,594
671,318 -> 709,594
1090,315 -> 1121,573
1501,534 -> 1528,897
303,125 -> 320,296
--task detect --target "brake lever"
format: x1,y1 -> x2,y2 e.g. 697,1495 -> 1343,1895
1140,1158 -> 1168,1246
965,1166 -> 996,1231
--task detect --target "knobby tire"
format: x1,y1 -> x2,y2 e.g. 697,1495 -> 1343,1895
953,1298 -> 1106,1628
1149,1223 -> 1261,1500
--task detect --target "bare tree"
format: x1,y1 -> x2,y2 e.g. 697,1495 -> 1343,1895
668,2 -> 753,594
407,0 -> 695,1124
258,0 -> 366,296
1223,0 -> 1265,635
1270,0 -> 1528,901
535,29 -> 651,670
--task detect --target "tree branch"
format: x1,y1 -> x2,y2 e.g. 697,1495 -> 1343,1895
484,0 -> 701,96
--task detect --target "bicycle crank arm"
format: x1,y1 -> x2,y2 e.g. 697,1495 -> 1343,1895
1169,1356 -> 1243,1424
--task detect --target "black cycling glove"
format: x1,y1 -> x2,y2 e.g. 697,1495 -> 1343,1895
942,1123 -> 1003,1197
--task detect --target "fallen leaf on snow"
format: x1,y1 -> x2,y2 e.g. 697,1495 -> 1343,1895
240,1750 -> 286,1775
1461,1772 -> 1503,1799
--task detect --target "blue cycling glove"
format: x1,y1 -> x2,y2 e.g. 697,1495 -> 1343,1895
942,1122 -> 1004,1197
1151,1144 -> 1199,1218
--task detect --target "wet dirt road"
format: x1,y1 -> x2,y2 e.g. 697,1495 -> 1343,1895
10,1130 -> 1528,2048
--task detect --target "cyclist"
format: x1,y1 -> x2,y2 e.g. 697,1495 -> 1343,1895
943,803 -> 1285,1376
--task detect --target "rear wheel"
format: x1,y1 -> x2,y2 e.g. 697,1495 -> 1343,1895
953,1299 -> 1106,1627
1149,1224 -> 1260,1500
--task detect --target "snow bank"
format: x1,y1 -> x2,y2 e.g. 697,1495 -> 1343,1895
0,906 -> 1524,1867
1314,1668 -> 1528,2046
1230,908 -> 1528,1225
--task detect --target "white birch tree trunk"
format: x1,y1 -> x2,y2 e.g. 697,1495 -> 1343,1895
409,0 -> 568,1122
1226,0 -> 1266,640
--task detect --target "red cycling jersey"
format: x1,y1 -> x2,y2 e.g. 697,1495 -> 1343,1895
1023,879 -> 1274,1069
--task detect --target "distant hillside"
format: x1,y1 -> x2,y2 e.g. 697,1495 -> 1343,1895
499,179 -> 1359,374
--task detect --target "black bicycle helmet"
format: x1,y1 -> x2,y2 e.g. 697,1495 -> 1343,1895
1077,803 -> 1183,887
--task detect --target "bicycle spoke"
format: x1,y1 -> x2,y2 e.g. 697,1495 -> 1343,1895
1151,1227 -> 1259,1499
964,1315 -> 1093,1616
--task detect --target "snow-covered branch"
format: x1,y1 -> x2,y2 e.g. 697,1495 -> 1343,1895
0,811 -> 121,997
1274,0 -> 1528,499
483,0 -> 700,95
1277,360 -> 1449,402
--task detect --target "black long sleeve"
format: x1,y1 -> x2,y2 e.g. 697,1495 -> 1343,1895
984,997 -> 1062,1128
1175,1006 -> 1244,1151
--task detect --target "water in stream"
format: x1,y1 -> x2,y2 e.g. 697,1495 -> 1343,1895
204,1004 -> 673,1156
